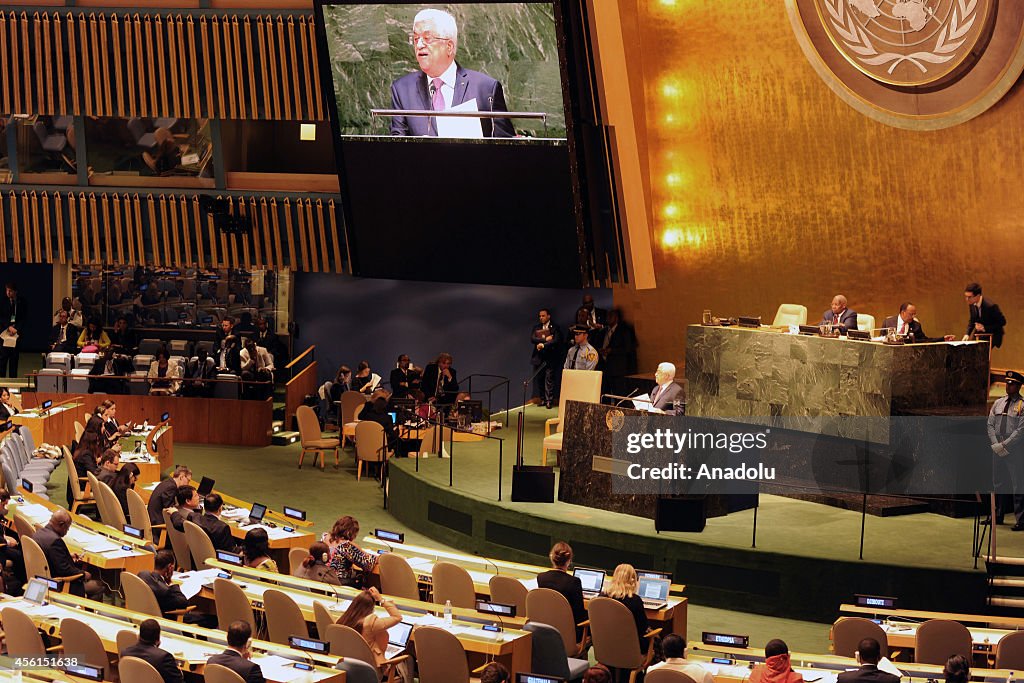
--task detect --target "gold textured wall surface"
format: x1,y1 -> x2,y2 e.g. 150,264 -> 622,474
613,0 -> 1024,373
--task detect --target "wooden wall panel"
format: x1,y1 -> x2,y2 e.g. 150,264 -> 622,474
0,190 -> 346,272
0,10 -> 325,120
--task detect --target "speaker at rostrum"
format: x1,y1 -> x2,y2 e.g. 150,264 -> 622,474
655,496 -> 706,532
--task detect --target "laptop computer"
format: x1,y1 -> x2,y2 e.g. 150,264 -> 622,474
197,476 -> 216,496
247,502 -> 267,526
573,567 -> 606,597
637,576 -> 671,610
383,621 -> 414,660
24,577 -> 49,605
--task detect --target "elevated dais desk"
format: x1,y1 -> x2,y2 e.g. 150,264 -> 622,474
685,325 -> 989,425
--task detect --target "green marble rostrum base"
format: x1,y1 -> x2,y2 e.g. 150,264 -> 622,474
685,325 -> 989,433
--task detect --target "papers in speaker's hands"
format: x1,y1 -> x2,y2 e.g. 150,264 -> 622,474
437,99 -> 484,139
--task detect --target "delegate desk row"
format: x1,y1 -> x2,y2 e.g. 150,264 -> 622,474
835,603 -> 1024,666
686,641 -> 1019,683
358,534 -> 688,639
181,558 -> 532,674
137,480 -> 315,550
0,591 -> 345,683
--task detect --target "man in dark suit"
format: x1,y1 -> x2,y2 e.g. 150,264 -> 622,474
964,282 -> 1007,348
169,485 -> 202,532
580,294 -> 606,348
599,308 -> 638,396
882,302 -> 956,344
148,466 -> 193,525
836,638 -> 899,683
531,308 -> 563,409
207,620 -> 265,683
193,493 -> 237,552
390,8 -> 514,138
182,349 -> 216,397
33,509 -> 103,598
107,316 -> 138,355
49,309 -> 79,354
819,294 -> 858,333
139,549 -> 216,626
120,619 -> 184,683
0,282 -> 26,377
650,362 -> 684,414
422,352 -> 459,407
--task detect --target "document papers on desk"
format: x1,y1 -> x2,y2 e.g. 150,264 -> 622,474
631,394 -> 653,411
437,99 -> 484,139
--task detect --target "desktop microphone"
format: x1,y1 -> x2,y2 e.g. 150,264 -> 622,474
488,95 -> 494,136
429,83 -> 438,135
616,388 -> 640,407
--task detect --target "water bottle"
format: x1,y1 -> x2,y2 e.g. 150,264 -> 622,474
1007,670 -> 1015,683
444,599 -> 452,627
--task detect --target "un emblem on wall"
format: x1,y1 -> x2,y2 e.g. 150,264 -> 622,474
787,0 -> 1024,129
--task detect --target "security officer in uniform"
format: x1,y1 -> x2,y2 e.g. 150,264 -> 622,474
564,325 -> 598,371
988,370 -> 1024,529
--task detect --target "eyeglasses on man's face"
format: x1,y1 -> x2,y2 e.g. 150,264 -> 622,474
409,32 -> 451,46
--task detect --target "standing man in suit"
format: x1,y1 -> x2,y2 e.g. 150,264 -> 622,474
531,308 -> 562,409
49,309 -> 79,354
207,621 -> 266,683
650,362 -> 684,414
963,282 -> 1007,348
120,619 -> 184,683
0,282 -> 25,377
580,294 -> 606,348
836,638 -> 899,683
819,294 -> 858,334
599,308 -> 638,396
422,352 -> 459,407
193,493 -> 237,552
989,371 -> 1024,529
390,8 -> 514,137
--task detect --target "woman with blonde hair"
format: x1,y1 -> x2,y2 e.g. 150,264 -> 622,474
601,563 -> 648,649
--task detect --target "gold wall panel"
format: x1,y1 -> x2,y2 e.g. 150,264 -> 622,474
614,0 -> 1024,373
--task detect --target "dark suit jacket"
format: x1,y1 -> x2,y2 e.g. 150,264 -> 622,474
603,593 -> 648,650
207,649 -> 266,683
139,569 -> 190,615
536,570 -> 587,637
881,315 -> 931,343
194,512 -> 236,552
836,665 -> 900,683
148,478 -> 179,525
108,328 -> 138,354
600,321 -> 638,377
651,381 -> 684,411
49,323 -> 79,353
32,527 -> 85,596
0,294 -> 27,332
390,64 -> 515,137
169,508 -> 200,532
531,323 -> 563,366
120,641 -> 184,683
819,308 -> 858,332
967,298 -> 1007,348
389,367 -> 421,400
421,363 -> 459,405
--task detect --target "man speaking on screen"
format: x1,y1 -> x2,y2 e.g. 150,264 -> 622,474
390,8 -> 515,138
